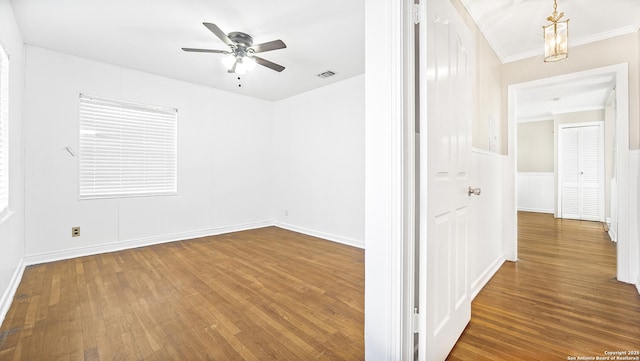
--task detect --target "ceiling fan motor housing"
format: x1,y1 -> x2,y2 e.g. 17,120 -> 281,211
228,32 -> 254,49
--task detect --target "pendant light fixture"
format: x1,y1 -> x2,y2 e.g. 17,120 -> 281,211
543,0 -> 569,62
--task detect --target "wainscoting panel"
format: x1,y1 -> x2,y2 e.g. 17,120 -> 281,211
517,172 -> 554,213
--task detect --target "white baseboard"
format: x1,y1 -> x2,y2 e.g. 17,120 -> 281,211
23,220 -> 364,266
517,207 -> 554,214
274,221 -> 365,249
471,255 -> 505,300
23,220 -> 274,266
0,258 -> 26,327
637,276 -> 640,295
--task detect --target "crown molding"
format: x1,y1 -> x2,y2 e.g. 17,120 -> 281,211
502,25 -> 639,64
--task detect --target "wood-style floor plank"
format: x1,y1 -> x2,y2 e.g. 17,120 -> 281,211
0,227 -> 364,360
448,212 -> 640,360
4,213 -> 637,360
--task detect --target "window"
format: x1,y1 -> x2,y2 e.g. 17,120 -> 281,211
79,94 -> 178,199
0,45 -> 9,216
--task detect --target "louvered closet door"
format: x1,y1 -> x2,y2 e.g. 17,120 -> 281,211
561,128 -> 581,219
560,124 -> 603,221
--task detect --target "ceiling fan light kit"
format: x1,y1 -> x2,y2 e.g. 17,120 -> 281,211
182,22 -> 286,75
543,0 -> 569,62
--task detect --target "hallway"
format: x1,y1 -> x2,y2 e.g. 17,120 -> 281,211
448,211 -> 640,360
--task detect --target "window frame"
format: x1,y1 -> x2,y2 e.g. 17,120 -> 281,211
0,44 -> 9,219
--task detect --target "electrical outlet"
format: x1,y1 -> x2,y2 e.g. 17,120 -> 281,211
72,227 -> 80,237
285,209 -> 289,216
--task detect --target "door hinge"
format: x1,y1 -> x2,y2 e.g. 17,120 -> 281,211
412,308 -> 421,333
413,2 -> 425,24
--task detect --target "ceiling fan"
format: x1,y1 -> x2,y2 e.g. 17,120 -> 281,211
182,22 -> 286,74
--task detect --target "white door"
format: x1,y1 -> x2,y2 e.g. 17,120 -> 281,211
559,123 -> 604,221
418,0 -> 475,359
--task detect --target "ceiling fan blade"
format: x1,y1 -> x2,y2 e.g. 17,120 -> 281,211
252,56 -> 285,72
203,22 -> 233,46
251,39 -> 287,53
182,48 -> 228,54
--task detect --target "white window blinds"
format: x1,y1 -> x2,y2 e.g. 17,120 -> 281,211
79,94 -> 178,199
0,46 -> 9,215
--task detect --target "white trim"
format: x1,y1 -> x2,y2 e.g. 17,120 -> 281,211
21,221 -> 365,266
402,0 -> 417,358
517,116 -> 555,124
23,220 -> 273,266
517,171 -> 553,176
609,227 -> 618,243
613,68 -> 631,284
550,105 -> 606,116
274,222 -> 364,249
471,147 -> 507,158
364,0 -> 408,358
517,207 -> 554,214
0,258 -> 25,327
570,26 -> 640,51
470,255 -> 505,300
629,149 -> 640,288
558,121 -> 604,129
0,42 -> 8,217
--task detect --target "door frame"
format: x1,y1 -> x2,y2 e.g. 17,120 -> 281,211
363,0 -> 416,359
507,63 -> 633,283
557,121 -> 605,221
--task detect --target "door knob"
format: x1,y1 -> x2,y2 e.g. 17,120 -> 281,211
468,187 -> 481,196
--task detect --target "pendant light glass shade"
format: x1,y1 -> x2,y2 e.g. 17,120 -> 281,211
221,54 -> 236,70
221,53 -> 257,74
543,0 -> 569,62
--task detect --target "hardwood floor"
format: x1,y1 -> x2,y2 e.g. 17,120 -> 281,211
2,213 -> 638,360
0,227 -> 364,361
448,212 -> 640,360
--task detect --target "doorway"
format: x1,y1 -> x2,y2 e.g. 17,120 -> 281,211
508,63 -> 633,284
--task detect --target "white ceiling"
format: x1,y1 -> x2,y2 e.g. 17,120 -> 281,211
516,72 -> 615,122
459,0 -> 640,63
9,0 -> 364,101
8,0 -> 639,111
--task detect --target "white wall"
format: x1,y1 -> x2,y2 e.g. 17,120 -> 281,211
273,75 -> 364,248
0,1 -> 26,323
517,120 -> 554,172
22,46 -> 274,263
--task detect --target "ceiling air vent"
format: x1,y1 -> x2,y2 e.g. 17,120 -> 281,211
317,70 -> 336,79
